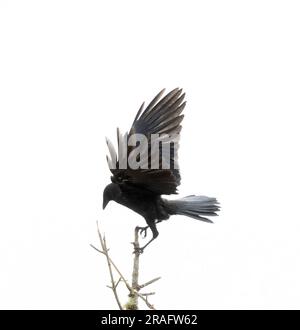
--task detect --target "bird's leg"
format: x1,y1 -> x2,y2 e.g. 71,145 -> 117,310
136,236 -> 157,254
137,220 -> 162,238
136,225 -> 149,238
133,222 -> 159,254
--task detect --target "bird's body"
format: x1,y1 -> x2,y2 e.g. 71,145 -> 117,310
104,183 -> 168,221
103,182 -> 170,246
103,89 -> 220,252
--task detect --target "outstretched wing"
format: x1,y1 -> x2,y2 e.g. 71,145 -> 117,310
106,88 -> 186,195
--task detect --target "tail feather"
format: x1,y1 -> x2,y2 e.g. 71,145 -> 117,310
165,195 -> 220,223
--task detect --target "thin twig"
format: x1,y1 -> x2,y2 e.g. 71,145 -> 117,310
95,222 -> 123,310
115,277 -> 122,288
90,243 -> 132,292
138,276 -> 161,290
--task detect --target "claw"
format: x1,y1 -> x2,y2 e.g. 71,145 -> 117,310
136,226 -> 148,238
131,239 -> 144,254
133,246 -> 144,255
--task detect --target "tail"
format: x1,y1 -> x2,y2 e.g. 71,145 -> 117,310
165,195 -> 220,223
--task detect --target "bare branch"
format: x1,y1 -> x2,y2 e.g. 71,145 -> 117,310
91,221 -> 158,310
115,277 -> 122,289
90,244 -> 103,254
94,221 -> 123,310
138,276 -> 161,290
125,227 -> 140,310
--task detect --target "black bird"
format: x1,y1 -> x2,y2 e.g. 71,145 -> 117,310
103,89 -> 219,252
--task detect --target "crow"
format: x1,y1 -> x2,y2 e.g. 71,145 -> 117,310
103,88 -> 220,253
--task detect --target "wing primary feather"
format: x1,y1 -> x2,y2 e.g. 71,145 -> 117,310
153,115 -> 184,135
106,137 -> 117,164
145,101 -> 186,133
141,89 -> 166,117
144,90 -> 183,127
131,102 -> 145,127
106,155 -> 114,170
117,127 -> 120,150
142,88 -> 180,121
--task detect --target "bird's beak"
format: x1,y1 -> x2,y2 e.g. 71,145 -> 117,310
103,199 -> 109,210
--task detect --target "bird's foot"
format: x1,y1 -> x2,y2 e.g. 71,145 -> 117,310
131,241 -> 144,254
133,246 -> 144,255
136,226 -> 148,238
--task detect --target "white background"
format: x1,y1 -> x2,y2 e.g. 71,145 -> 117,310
0,0 -> 300,310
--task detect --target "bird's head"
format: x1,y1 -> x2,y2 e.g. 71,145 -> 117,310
103,183 -> 121,209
